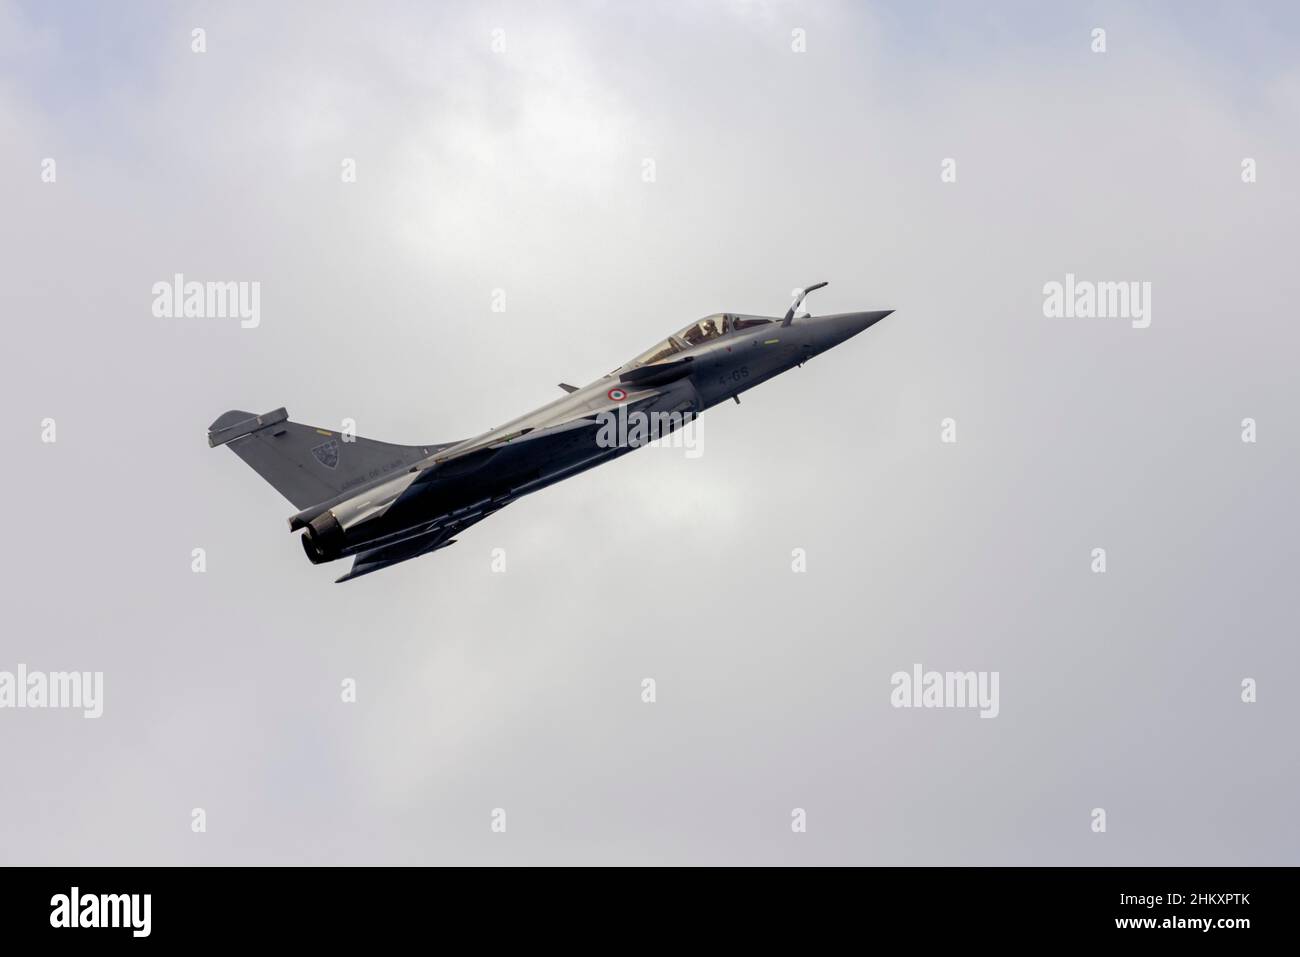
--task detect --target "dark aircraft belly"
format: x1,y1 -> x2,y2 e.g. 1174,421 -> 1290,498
347,380 -> 701,552
390,422 -> 612,525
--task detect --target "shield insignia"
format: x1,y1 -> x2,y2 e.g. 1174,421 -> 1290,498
311,439 -> 340,470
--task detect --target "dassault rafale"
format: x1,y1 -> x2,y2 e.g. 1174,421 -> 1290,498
209,283 -> 893,581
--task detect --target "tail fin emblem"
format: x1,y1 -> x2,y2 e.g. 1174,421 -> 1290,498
311,440 -> 340,470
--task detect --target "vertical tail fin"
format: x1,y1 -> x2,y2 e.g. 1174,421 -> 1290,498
208,408 -> 455,509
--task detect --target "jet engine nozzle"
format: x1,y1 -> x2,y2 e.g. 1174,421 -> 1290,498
302,511 -> 346,564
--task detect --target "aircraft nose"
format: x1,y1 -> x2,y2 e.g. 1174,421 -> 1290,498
797,310 -> 893,362
846,309 -> 894,332
818,309 -> 894,345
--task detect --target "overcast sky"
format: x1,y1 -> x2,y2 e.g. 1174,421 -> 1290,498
2,0 -> 1297,864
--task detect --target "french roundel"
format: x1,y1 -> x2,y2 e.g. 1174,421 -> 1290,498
607,388 -> 628,401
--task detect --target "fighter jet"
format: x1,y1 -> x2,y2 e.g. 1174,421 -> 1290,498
208,283 -> 893,581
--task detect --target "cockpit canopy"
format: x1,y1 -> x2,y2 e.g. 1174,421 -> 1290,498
626,313 -> 774,368
678,314 -> 727,345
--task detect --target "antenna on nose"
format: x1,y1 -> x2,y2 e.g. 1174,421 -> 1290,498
782,282 -> 828,326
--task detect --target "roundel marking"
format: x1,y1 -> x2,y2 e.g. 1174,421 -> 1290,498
607,388 -> 628,401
